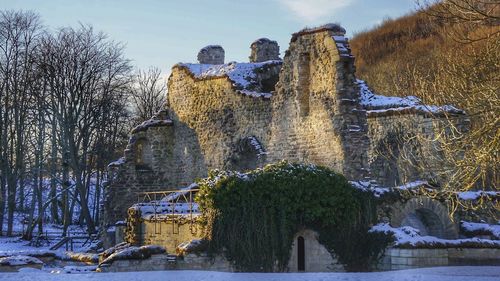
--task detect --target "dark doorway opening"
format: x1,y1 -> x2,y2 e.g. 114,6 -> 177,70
297,236 -> 305,271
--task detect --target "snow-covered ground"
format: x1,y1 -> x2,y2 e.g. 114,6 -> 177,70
0,267 -> 499,281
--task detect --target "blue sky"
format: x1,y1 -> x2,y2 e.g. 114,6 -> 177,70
1,0 -> 416,75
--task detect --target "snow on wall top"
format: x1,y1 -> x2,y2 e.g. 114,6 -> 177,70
350,180 -> 429,198
357,80 -> 464,116
371,223 -> 500,248
457,191 -> 499,201
176,60 -> 281,88
131,109 -> 172,134
461,221 -> 500,239
292,23 -> 346,42
175,60 -> 281,98
351,179 -> 499,201
99,244 -> 165,265
108,157 -> 125,168
332,35 -> 353,58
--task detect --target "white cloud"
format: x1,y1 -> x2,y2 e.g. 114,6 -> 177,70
277,0 -> 354,23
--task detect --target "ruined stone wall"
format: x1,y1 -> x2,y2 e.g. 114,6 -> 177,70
267,29 -> 369,180
367,113 -> 435,186
250,38 -> 280,62
104,120 -> 177,226
140,219 -> 202,253
105,25 -> 469,231
197,45 -> 225,64
104,27 -> 371,227
367,112 -> 468,187
104,66 -> 279,227
167,67 -> 274,173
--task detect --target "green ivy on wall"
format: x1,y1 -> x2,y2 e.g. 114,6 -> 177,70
195,161 -> 391,272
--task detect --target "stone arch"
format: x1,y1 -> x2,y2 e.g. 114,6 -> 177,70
391,197 -> 458,239
135,138 -> 152,170
287,229 -> 343,272
226,136 -> 266,172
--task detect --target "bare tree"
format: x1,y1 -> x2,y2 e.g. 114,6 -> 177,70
418,0 -> 500,42
129,67 -> 166,123
0,10 -> 42,236
38,25 -> 131,234
408,0 -> 500,193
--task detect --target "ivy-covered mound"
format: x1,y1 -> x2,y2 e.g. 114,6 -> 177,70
195,161 -> 390,272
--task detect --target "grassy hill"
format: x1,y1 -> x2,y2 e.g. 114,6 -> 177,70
349,5 -> 499,191
349,8 -> 498,102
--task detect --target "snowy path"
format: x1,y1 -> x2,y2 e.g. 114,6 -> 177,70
1,267 -> 500,281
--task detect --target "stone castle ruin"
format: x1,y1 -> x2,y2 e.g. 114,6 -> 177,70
103,24 -> 498,272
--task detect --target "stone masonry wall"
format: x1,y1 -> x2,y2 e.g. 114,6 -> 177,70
105,27 -> 372,227
267,28 -> 369,180
377,247 -> 500,271
167,67 -> 274,173
367,112 -> 469,187
250,38 -> 280,62
140,219 -> 202,253
104,25 -> 464,232
287,229 -> 344,272
197,45 -> 225,64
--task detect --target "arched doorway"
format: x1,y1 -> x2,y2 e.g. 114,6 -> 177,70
288,229 -> 342,272
297,236 -> 305,271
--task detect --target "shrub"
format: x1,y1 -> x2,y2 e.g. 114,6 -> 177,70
195,161 -> 390,271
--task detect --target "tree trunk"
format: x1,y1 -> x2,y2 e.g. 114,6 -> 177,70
49,119 -> 59,223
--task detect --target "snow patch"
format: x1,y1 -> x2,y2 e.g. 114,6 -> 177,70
108,157 -> 125,168
50,265 -> 98,274
248,136 -> 267,158
6,266 -> 500,280
99,244 -> 166,265
358,80 -> 464,115
461,221 -> 500,239
0,255 -> 43,266
131,119 -> 173,134
350,180 -> 428,197
176,60 -> 281,97
176,239 -> 207,256
457,191 -> 499,201
332,35 -> 352,58
371,223 -> 500,248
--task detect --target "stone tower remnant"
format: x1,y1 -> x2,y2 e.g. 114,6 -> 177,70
249,38 -> 280,62
197,45 -> 225,64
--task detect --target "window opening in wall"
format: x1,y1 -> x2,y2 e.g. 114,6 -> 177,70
296,53 -> 311,117
135,139 -> 152,170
